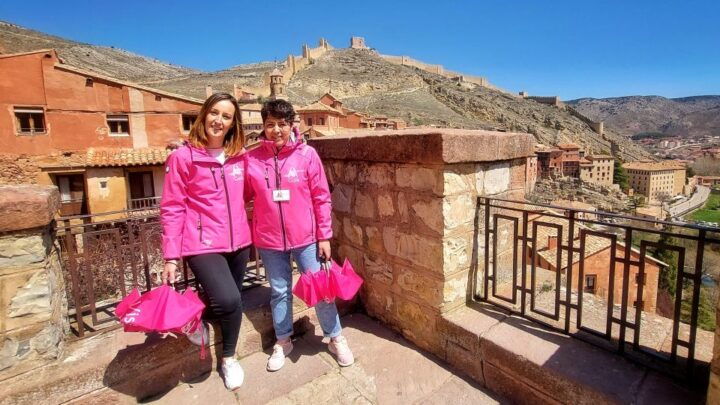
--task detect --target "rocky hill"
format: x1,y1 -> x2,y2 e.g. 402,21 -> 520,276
0,21 -> 196,83
1,21 -> 652,160
288,49 -> 651,161
567,95 -> 720,138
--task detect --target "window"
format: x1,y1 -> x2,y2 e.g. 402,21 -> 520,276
584,275 -> 597,293
128,171 -> 155,199
319,117 -> 325,125
107,115 -> 130,135
307,117 -> 313,126
182,114 -> 197,132
15,107 -> 46,134
55,174 -> 87,216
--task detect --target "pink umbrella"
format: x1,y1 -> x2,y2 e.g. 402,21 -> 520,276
115,285 -> 206,356
292,259 -> 363,307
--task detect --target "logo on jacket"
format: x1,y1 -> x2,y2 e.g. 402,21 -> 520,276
230,164 -> 244,181
286,167 -> 303,183
202,239 -> 213,247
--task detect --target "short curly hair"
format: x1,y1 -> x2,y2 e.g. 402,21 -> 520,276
261,99 -> 296,123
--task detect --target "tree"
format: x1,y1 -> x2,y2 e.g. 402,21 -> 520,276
613,159 -> 629,191
686,166 -> 696,179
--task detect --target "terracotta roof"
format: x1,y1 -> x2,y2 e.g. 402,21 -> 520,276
529,212 -> 667,269
296,102 -> 345,116
557,143 -> 580,150
86,148 -> 171,167
270,68 -> 283,76
39,148 -> 171,169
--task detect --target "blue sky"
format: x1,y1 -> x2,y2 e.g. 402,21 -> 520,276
1,0 -> 718,100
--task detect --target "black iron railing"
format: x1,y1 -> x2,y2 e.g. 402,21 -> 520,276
476,197 -> 719,380
55,208 -> 264,338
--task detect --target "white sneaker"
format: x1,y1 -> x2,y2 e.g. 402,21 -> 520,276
186,321 -> 208,347
266,339 -> 294,372
329,336 -> 354,367
221,357 -> 244,390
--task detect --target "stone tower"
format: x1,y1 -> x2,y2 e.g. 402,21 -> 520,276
269,68 -> 286,100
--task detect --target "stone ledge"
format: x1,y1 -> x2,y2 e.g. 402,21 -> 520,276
0,284 -> 358,403
437,303 -> 705,404
309,129 -> 535,164
0,185 -> 59,233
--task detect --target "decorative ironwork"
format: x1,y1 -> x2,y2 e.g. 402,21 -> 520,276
55,208 -> 265,338
477,197 -> 719,380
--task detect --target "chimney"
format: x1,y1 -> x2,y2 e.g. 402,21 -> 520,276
205,85 -> 213,98
547,235 -> 558,250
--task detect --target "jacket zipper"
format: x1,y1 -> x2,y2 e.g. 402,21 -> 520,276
274,153 -> 289,251
219,165 -> 235,249
210,167 -> 219,189
197,215 -> 203,242
309,208 -> 315,240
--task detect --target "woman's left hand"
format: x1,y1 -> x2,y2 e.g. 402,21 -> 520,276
318,240 -> 331,262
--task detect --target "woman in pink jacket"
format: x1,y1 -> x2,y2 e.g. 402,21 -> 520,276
245,100 -> 354,371
160,92 -> 250,390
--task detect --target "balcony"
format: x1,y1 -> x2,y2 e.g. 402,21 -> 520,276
129,196 -> 162,210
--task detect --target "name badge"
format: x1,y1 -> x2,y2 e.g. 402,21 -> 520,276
273,189 -> 290,202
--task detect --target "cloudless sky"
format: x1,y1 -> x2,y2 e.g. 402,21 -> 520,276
1,0 -> 718,100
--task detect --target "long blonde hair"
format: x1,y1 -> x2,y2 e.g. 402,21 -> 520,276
188,92 -> 245,156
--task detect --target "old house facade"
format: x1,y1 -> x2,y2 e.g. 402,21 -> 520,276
0,49 -> 203,217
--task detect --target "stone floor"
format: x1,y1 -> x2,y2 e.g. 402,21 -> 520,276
145,314 -> 507,405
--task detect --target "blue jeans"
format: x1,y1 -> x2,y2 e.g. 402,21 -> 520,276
259,243 -> 342,340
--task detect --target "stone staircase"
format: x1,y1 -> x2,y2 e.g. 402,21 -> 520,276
0,283 -> 357,404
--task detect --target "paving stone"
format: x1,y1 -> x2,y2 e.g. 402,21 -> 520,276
234,339 -> 333,405
146,371 -> 237,405
418,374 -> 507,405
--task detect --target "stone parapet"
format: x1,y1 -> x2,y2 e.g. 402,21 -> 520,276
0,185 -> 59,233
0,185 -> 66,382
310,129 -> 536,353
310,129 -> 535,164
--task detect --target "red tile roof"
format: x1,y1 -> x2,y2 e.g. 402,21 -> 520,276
39,148 -> 171,169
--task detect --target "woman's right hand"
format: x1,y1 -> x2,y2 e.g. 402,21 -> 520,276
161,261 -> 178,285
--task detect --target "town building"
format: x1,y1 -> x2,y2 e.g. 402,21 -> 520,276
296,101 -> 344,138
535,146 -> 563,178
557,143 -> 581,177
697,175 -> 720,188
0,49 -> 203,217
527,213 -> 664,313
579,154 -> 614,187
623,161 -> 687,204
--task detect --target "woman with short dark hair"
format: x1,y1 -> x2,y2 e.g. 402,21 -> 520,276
245,99 -> 354,371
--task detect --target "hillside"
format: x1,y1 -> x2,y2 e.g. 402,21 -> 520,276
0,21 -> 197,83
0,21 -> 652,160
288,49 -> 651,161
567,95 -> 720,138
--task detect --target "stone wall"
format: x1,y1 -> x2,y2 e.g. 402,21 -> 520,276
310,129 -> 535,353
0,154 -> 41,185
0,185 -> 67,380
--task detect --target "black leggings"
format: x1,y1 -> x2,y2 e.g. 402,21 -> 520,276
187,247 -> 249,358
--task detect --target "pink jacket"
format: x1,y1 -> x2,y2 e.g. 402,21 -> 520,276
245,138 -> 332,251
161,144 -> 252,260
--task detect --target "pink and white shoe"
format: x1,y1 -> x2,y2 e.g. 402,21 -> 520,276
328,336 -> 354,367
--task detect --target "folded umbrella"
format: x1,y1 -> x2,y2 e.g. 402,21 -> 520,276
115,285 -> 205,336
292,259 -> 363,307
